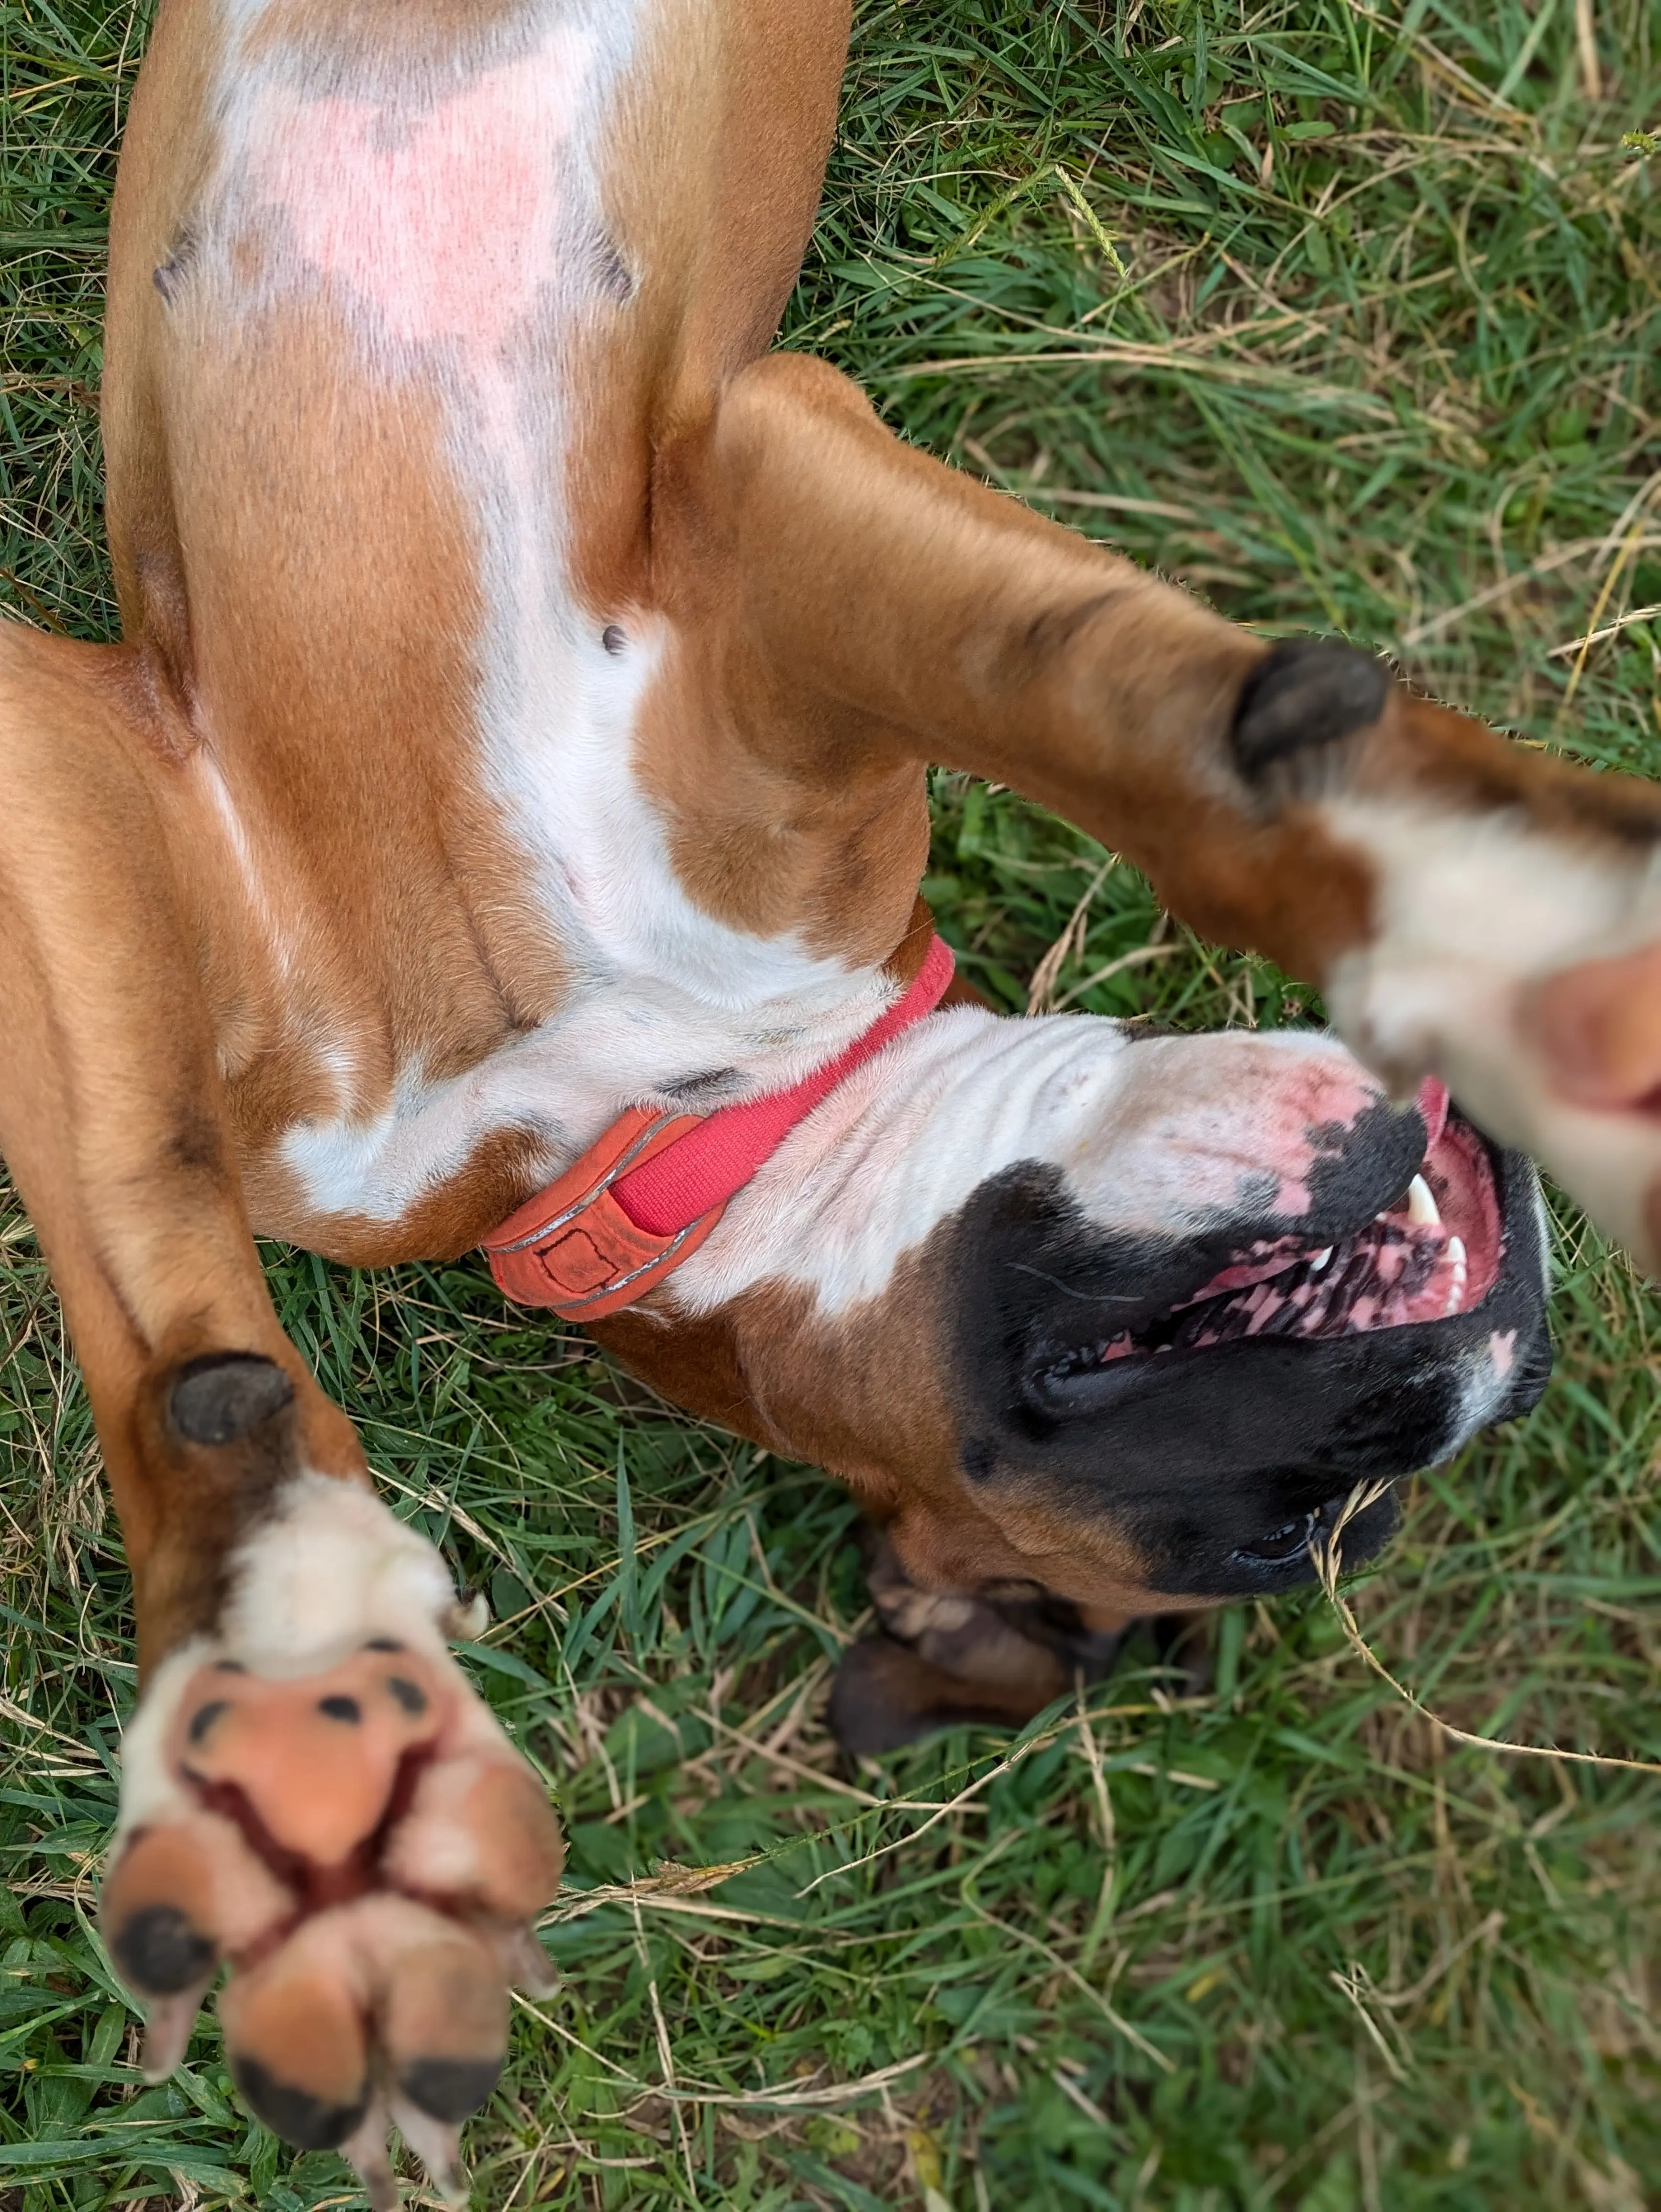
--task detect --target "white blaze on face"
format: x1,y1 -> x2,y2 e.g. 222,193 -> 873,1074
668,1011 -> 1395,1319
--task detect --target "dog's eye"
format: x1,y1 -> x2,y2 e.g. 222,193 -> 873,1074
1239,1511 -> 1316,1563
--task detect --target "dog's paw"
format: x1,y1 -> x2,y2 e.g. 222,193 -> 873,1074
1227,655 -> 1661,1271
1320,777 -> 1661,1269
101,1475 -> 563,2208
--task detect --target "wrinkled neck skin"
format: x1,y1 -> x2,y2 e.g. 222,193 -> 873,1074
669,1014 -> 1379,1321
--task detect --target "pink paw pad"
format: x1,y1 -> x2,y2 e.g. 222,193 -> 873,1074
101,1633 -> 564,2203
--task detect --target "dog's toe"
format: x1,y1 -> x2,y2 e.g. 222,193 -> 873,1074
221,1917 -> 372,2147
378,1907 -> 510,2120
101,1806 -> 297,2075
384,1747 -> 565,1927
218,1895 -> 509,2160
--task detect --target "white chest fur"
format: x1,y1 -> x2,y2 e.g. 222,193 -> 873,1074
191,0 -> 893,1226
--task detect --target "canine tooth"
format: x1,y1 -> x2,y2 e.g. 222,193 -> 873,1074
1406,1174 -> 1440,1228
1310,1247 -> 1333,1272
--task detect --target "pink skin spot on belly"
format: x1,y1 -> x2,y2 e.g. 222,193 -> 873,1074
1488,1327 -> 1517,1377
249,33 -> 591,354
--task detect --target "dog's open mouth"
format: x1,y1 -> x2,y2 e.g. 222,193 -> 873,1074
1057,1081 -> 1504,1378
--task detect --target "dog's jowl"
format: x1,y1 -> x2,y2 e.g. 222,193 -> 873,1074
0,0 -> 1654,2195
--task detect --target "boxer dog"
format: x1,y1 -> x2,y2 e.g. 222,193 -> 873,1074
2,0 -> 1659,2196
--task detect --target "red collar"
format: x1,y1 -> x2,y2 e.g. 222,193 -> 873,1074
483,934 -> 955,1318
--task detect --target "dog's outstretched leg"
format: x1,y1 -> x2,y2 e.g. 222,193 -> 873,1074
659,354 -> 1661,1264
0,625 -> 562,2196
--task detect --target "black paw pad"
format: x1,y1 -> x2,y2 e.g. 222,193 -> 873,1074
187,1699 -> 230,1745
1232,637 -> 1388,783
232,2055 -> 368,2149
399,2054 -> 504,2122
168,1353 -> 295,1446
111,1903 -> 217,1996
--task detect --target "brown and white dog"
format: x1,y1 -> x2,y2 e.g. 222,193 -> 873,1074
2,0 -> 1660,2194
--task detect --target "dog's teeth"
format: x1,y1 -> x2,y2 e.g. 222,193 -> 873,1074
1309,1247 -> 1333,1272
1406,1174 -> 1440,1228
1442,1235 -> 1468,1316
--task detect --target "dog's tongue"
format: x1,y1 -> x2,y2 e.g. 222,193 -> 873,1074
1416,1076 -> 1450,1153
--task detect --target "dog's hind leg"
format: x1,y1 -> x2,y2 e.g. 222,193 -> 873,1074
661,353 -> 1661,1266
0,624 -> 562,2195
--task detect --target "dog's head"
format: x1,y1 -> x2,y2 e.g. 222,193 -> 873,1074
595,1009 -> 1549,1723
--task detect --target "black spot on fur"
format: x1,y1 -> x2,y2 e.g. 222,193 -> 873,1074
1022,590 -> 1121,660
961,1435 -> 997,1482
168,1354 -> 294,1446
664,1064 -> 741,1102
111,1903 -> 216,1997
1232,636 -> 1388,782
151,221 -> 199,307
399,2055 -> 503,2123
317,1695 -> 361,1724
601,622 -> 627,655
597,242 -> 634,301
166,1110 -> 225,1176
232,2055 -> 367,2150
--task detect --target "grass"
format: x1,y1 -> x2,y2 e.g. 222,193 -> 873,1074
2,0 -> 1660,2204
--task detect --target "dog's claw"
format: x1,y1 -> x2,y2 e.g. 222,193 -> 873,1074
497,1922 -> 558,1998
342,2086 -> 469,2212
140,1986 -> 214,2081
391,2097 -> 469,2208
342,2105 -> 402,2212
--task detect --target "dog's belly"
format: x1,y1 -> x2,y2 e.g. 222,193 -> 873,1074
130,0 -> 909,1261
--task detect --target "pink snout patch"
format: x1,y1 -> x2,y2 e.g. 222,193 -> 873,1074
1216,1049 -> 1407,1219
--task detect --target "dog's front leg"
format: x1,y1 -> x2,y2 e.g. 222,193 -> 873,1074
662,353 -> 1661,1264
0,626 -> 563,2204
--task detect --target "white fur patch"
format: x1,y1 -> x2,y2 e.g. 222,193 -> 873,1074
217,1474 -> 458,1672
1324,798 -> 1661,1256
184,0 -> 898,1228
